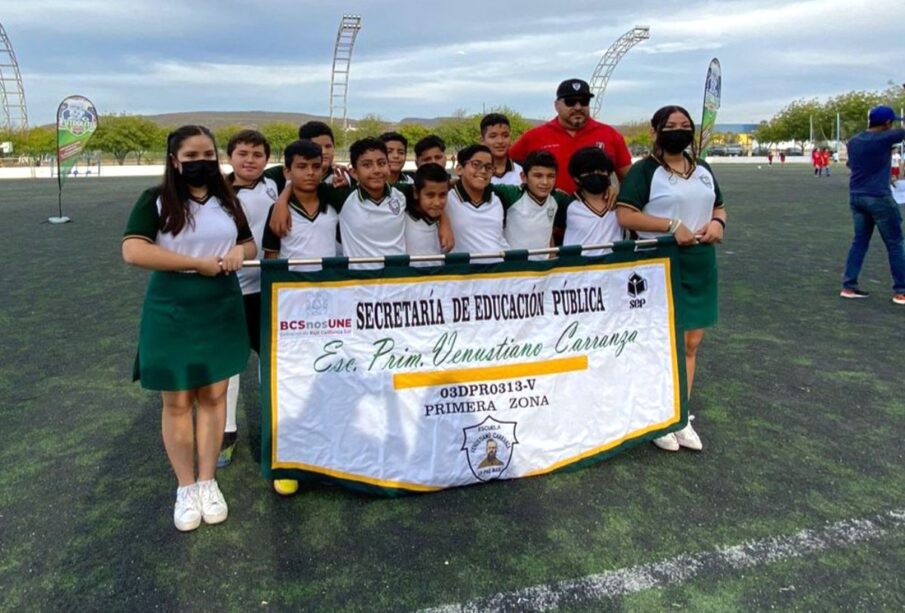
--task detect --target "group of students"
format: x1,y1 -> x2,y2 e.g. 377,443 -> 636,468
122,102 -> 726,532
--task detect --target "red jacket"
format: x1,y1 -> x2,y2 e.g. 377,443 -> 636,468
510,117 -> 632,193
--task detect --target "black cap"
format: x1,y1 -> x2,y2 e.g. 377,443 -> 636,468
556,79 -> 594,100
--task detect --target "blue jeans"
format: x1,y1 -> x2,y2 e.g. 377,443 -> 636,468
843,194 -> 905,293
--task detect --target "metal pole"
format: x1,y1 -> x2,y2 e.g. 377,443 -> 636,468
242,239 -> 666,268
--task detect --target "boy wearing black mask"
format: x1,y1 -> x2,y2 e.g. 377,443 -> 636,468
553,146 -> 623,256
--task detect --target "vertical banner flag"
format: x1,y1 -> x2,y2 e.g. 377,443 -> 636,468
260,242 -> 688,495
52,95 -> 98,223
699,58 -> 721,157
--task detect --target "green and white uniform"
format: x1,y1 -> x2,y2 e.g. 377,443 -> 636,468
493,184 -> 557,260
233,176 -> 278,294
617,155 -> 724,329
338,185 -> 408,269
123,188 -> 253,391
262,188 -> 339,272
446,183 -> 509,258
404,208 -> 441,267
553,192 -> 624,256
491,159 -> 523,186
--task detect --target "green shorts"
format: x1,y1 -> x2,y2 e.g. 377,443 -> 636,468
133,271 -> 250,391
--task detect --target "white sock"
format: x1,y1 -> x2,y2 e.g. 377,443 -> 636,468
225,374 -> 239,433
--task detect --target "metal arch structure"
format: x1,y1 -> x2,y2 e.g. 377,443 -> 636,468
329,15 -> 362,131
589,26 -> 649,119
0,22 -> 28,132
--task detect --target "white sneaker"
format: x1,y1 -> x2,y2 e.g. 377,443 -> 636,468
197,479 -> 229,525
675,416 -> 703,451
174,484 -> 201,532
653,432 -> 679,451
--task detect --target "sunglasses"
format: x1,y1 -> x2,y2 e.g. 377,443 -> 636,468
560,96 -> 591,108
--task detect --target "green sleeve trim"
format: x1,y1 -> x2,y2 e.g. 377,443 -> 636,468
263,165 -> 286,192
616,158 -> 657,209
318,184 -> 353,212
491,184 -> 523,209
261,206 -> 281,252
123,188 -> 160,241
697,159 -> 724,207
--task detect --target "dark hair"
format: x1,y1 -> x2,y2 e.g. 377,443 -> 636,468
480,113 -> 511,136
379,131 -> 408,149
349,137 -> 388,167
414,163 -> 450,191
523,150 -> 558,174
283,139 -> 323,168
568,146 -> 614,179
159,125 -> 248,237
414,135 -> 446,158
226,129 -> 271,158
456,143 -> 492,166
298,120 -> 334,143
650,105 -> 698,163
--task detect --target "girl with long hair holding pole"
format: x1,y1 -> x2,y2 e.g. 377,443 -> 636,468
122,125 -> 254,531
616,105 -> 726,452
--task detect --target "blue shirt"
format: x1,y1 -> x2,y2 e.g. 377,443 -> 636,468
847,128 -> 905,197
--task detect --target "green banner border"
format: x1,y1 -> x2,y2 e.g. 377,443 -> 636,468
260,239 -> 687,496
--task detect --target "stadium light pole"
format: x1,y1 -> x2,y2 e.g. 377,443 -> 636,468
589,26 -> 650,119
329,15 -> 362,134
0,21 -> 29,132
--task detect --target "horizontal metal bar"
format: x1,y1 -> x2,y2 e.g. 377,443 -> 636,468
241,239 -> 665,268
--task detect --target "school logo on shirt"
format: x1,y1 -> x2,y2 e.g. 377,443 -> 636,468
388,195 -> 404,216
547,207 -> 556,220
699,175 -> 713,189
266,186 -> 278,200
461,416 -> 518,482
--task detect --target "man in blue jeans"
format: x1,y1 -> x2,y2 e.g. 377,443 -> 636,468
841,105 -> 905,304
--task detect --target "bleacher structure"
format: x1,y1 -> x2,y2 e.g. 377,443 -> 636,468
0,21 -> 28,132
589,26 -> 650,119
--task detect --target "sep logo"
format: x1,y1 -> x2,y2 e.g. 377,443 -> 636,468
627,272 -> 648,309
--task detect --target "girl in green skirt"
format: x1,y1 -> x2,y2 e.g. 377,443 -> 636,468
122,125 -> 255,531
616,105 -> 726,453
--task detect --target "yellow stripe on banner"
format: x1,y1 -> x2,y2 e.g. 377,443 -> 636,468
393,356 -> 588,390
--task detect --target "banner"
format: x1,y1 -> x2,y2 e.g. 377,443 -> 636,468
699,58 -> 721,156
261,243 -> 687,495
56,95 -> 98,187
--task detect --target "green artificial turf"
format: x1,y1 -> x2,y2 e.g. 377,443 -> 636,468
0,166 -> 903,611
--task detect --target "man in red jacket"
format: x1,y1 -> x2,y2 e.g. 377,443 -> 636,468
509,78 -> 632,193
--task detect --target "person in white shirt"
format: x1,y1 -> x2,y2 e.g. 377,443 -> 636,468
446,144 -> 509,259
481,112 -> 523,186
405,163 -> 449,266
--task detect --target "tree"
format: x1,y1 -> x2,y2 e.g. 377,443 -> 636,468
618,120 -> 652,153
10,127 -> 56,164
91,114 -> 159,164
397,123 -> 432,148
353,114 -> 388,139
259,122 -> 298,158
214,124 -> 250,152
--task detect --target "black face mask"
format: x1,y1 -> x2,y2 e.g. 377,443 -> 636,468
658,129 -> 694,155
577,174 -> 610,195
179,160 -> 221,187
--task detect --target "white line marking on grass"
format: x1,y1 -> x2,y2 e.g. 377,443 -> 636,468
421,509 -> 905,613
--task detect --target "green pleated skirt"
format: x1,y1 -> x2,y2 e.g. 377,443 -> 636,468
133,271 -> 250,391
678,243 -> 719,330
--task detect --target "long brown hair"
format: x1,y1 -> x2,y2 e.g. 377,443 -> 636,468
157,125 -> 248,236
650,105 -> 698,170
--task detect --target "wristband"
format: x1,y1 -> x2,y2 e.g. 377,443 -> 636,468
710,217 -> 726,229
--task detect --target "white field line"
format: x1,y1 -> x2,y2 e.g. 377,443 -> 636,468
421,509 -> 905,613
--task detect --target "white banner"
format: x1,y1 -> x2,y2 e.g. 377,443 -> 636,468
265,258 -> 683,492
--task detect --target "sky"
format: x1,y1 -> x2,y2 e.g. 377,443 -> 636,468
2,0 -> 900,126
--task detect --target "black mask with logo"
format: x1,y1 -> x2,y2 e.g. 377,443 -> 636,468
577,174 -> 610,195
658,129 -> 695,155
179,160 -> 221,188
